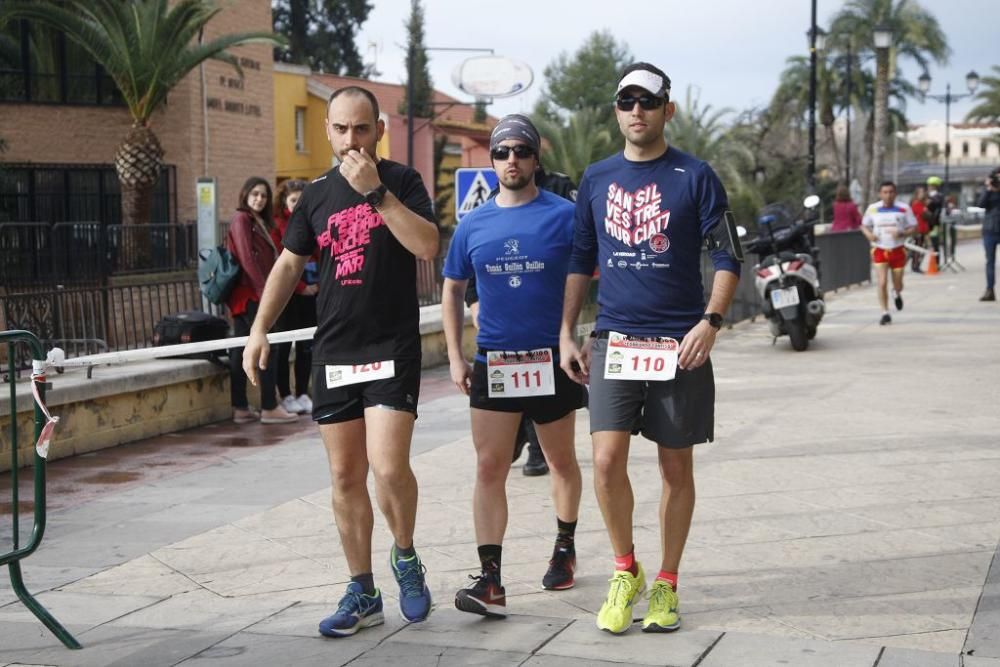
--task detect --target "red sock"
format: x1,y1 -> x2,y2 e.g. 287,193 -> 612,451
657,570 -> 678,590
613,548 -> 638,576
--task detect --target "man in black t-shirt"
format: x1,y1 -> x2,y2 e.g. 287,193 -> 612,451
243,86 -> 439,639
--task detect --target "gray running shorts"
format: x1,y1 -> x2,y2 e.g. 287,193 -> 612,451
588,337 -> 714,448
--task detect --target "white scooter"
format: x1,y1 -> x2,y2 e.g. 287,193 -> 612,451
743,195 -> 826,351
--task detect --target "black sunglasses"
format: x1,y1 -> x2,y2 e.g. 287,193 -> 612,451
615,95 -> 666,111
490,144 -> 536,161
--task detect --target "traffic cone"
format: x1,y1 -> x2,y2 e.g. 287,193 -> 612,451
927,251 -> 939,275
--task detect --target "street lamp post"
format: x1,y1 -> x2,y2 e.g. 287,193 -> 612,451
805,0 -> 826,193
868,23 -> 893,206
918,70 -> 981,196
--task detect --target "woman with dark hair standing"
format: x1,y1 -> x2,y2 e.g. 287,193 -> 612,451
227,176 -> 298,425
831,184 -> 861,232
272,178 -> 317,414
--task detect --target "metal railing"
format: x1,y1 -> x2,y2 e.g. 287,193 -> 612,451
1,280 -> 219,371
0,222 -> 198,288
1,330 -> 81,649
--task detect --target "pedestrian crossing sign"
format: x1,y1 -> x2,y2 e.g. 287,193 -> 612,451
455,168 -> 499,222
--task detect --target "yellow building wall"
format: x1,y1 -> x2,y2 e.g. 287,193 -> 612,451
275,69 -> 392,183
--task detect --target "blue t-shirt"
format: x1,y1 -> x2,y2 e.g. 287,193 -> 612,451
444,190 -> 575,352
567,148 -> 741,338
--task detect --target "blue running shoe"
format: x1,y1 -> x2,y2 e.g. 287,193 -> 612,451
391,546 -> 432,622
318,582 -> 384,638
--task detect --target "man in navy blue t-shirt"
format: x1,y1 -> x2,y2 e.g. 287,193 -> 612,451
559,63 -> 741,635
442,115 -> 585,618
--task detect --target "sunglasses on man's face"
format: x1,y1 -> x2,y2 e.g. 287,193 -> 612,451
616,95 -> 666,112
490,144 -> 536,161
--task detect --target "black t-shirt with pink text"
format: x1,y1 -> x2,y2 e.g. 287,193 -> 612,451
282,159 -> 437,365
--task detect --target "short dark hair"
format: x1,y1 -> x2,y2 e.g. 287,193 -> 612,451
327,86 -> 380,122
879,180 -> 897,190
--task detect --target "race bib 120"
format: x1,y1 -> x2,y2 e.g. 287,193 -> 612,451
325,360 -> 395,389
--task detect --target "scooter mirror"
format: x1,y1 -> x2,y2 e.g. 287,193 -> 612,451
803,194 -> 821,209
758,214 -> 776,226
736,225 -> 748,238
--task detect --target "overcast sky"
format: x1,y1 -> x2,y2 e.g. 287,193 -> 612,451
356,0 -> 996,126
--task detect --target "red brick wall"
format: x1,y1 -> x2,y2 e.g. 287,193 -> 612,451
0,0 -> 275,226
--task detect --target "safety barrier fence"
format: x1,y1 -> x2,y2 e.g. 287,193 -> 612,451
1,330 -> 80,649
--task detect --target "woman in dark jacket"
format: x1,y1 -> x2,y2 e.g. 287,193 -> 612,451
226,177 -> 298,424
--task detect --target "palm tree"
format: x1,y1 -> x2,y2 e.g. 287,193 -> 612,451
534,108 -> 619,186
966,65 -> 1000,124
827,0 -> 949,204
0,0 -> 283,226
771,55 -> 848,180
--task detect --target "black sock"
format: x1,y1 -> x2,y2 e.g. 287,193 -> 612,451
351,572 -> 376,595
556,518 -> 577,544
478,544 -> 502,580
394,542 -> 416,559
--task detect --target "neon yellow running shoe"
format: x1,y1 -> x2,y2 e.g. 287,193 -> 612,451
641,579 -> 680,632
595,562 -> 645,634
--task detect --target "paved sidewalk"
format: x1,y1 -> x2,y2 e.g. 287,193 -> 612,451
2,242 -> 999,666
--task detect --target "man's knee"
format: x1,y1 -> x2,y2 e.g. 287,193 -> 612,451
593,445 -> 628,484
329,459 -> 369,493
370,459 -> 414,491
658,449 -> 694,488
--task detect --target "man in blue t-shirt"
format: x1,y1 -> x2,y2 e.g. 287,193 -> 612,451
442,115 -> 585,618
559,63 -> 741,635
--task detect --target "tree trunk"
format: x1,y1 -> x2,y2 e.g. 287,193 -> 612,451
825,124 -> 843,182
115,123 -> 164,269
868,50 -> 890,205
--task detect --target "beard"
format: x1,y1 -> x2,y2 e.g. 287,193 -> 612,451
499,169 -> 533,190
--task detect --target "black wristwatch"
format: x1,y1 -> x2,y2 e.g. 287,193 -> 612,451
702,312 -> 723,329
364,183 -> 388,208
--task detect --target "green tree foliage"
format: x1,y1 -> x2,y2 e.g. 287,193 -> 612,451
535,30 -> 632,122
272,0 -> 373,76
534,108 -> 619,185
398,0 -> 433,118
0,0 -> 282,226
827,0 -> 949,202
966,65 -> 1000,124
666,87 -> 760,225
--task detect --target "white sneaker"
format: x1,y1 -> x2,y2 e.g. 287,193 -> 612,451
281,395 -> 305,414
296,394 -> 313,413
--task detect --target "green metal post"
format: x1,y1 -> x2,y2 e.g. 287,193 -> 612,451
2,330 -> 81,649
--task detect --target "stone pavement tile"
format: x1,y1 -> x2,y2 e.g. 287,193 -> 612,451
871,630 -> 967,654
384,608 -> 568,653
876,647 -> 959,667
149,524 -> 297,577
966,658 -> 1000,667
694,492 -> 823,521
521,656 -> 648,667
230,498 -> 332,540
109,588 -> 293,633
845,502 -> 995,532
0,591 -> 161,627
499,591 -> 594,620
25,625 -> 231,667
55,555 -> 198,598
0,620 -> 89,664
348,641 -> 527,666
682,606 -> 821,640
17,529 -> 166,570
244,600 -> 406,639
537,619 -> 721,667
913,523 -> 1000,551
697,631 -> 880,667
966,577 -> 1000,658
177,632 -> 375,667
3,566 -> 99,598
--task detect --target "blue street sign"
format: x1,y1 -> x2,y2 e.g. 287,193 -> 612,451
455,168 -> 498,222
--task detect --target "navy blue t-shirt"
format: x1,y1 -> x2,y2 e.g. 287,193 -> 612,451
444,190 -> 575,353
568,148 -> 741,338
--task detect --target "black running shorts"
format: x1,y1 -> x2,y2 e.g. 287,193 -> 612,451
469,358 -> 585,425
311,357 -> 421,424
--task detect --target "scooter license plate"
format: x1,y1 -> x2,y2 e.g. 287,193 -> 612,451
770,286 -> 800,309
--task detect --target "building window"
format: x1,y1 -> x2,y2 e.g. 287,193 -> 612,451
929,144 -> 939,158
981,141 -> 988,158
0,20 -> 124,106
294,107 -> 306,153
962,142 -> 969,157
0,164 -> 175,225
